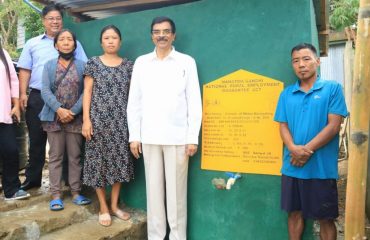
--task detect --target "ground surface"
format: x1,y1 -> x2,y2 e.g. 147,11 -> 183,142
0,157 -> 367,239
337,159 -> 348,239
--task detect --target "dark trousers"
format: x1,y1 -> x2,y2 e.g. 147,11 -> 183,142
24,90 -> 47,185
0,123 -> 21,198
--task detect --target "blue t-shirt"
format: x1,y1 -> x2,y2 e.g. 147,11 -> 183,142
17,34 -> 87,90
274,78 -> 348,179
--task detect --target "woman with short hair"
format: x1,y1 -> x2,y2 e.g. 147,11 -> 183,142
40,29 -> 91,211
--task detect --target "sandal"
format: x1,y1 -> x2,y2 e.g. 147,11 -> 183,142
50,199 -> 64,211
111,209 -> 131,221
72,195 -> 91,206
98,212 -> 111,227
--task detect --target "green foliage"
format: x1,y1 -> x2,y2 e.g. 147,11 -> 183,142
0,0 -> 20,52
22,1 -> 44,39
4,44 -> 18,58
329,0 -> 359,31
0,0 -> 43,58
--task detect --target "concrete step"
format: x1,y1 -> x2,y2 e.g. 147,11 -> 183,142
0,166 -> 51,212
0,197 -> 94,240
1,168 -> 147,240
40,209 -> 147,240
0,185 -> 55,212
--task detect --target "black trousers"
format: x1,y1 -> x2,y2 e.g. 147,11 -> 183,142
0,123 -> 21,198
24,90 -> 47,185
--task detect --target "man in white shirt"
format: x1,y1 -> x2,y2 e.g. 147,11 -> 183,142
127,16 -> 202,240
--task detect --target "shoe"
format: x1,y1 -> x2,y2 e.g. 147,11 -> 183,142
5,189 -> 30,201
72,195 -> 91,206
50,198 -> 64,211
111,209 -> 131,221
20,180 -> 41,191
98,212 -> 111,227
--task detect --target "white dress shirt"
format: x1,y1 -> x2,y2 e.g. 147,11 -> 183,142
127,47 -> 202,145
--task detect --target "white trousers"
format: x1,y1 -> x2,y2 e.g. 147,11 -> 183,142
142,144 -> 189,240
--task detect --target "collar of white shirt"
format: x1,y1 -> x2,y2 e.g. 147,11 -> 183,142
149,46 -> 179,61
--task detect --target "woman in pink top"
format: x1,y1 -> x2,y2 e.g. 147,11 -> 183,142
0,42 -> 30,200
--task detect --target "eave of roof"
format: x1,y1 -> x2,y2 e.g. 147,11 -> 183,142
31,0 -> 328,55
32,0 -> 199,21
313,0 -> 329,56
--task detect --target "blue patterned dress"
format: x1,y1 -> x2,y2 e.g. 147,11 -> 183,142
83,57 -> 134,188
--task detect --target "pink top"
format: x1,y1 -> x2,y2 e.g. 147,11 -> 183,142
0,49 -> 19,124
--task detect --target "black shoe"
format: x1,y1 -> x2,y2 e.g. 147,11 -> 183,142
20,180 -> 41,191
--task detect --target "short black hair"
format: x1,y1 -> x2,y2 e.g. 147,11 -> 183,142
151,16 -> 176,34
100,25 -> 122,43
291,43 -> 317,56
54,29 -> 77,51
42,4 -> 63,18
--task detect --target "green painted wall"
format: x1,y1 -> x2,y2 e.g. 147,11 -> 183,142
310,0 -> 320,48
66,0 -> 319,239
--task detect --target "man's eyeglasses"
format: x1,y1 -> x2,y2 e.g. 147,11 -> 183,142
45,16 -> 62,22
152,29 -> 172,36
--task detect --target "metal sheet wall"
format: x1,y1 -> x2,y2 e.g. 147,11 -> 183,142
320,43 -> 345,85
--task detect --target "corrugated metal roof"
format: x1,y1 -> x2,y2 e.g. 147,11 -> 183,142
33,0 -> 199,21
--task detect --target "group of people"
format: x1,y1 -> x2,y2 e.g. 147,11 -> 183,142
0,3 -> 348,240
1,3 -> 202,238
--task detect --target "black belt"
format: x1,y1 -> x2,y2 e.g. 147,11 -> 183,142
30,88 -> 41,93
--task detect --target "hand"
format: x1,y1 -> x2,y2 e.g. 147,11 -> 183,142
130,141 -> 142,159
56,108 -> 74,123
186,144 -> 198,157
82,119 -> 93,141
10,105 -> 21,123
289,145 -> 313,167
290,157 -> 308,167
19,94 -> 28,112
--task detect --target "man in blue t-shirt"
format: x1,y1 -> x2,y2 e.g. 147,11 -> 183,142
274,43 -> 348,240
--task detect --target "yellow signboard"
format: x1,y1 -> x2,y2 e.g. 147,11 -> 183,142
201,69 -> 284,175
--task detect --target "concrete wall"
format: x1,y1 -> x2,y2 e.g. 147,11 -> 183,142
65,0 -> 319,238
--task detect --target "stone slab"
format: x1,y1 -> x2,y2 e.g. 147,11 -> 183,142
40,209 -> 147,240
0,199 -> 93,240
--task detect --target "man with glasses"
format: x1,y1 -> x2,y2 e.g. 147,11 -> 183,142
127,16 -> 202,240
17,4 -> 87,190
